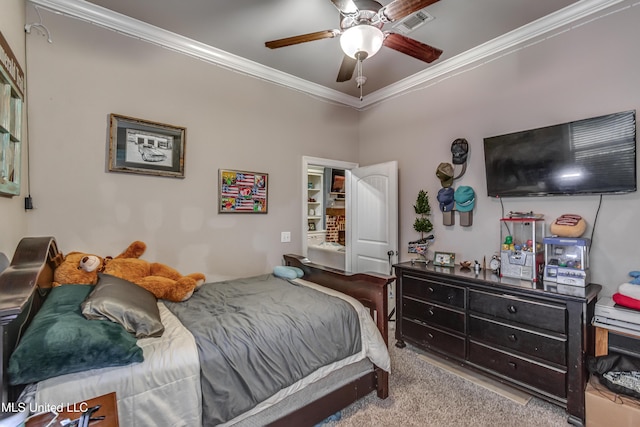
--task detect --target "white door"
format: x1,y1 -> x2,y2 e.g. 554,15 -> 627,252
346,161 -> 398,275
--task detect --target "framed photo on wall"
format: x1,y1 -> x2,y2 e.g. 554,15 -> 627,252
219,169 -> 268,213
108,114 -> 186,178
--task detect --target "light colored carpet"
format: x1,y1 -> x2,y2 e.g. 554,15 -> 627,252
324,326 -> 568,427
415,353 -> 532,405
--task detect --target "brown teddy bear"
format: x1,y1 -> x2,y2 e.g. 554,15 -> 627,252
52,241 -> 206,302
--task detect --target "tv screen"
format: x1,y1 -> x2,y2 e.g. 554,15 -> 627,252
331,169 -> 345,193
483,110 -> 636,197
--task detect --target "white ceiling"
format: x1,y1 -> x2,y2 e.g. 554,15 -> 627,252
29,0 -> 623,108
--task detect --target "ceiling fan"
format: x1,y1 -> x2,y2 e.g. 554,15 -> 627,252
265,0 -> 443,89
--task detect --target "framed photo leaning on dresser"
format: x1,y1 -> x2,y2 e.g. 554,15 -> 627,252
433,251 -> 455,267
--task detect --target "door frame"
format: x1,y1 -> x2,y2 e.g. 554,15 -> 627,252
301,156 -> 358,258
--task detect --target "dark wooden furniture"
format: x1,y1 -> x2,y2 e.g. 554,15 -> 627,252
595,325 -> 640,357
393,262 -> 601,426
0,238 -> 394,427
0,237 -> 62,408
26,392 -> 119,427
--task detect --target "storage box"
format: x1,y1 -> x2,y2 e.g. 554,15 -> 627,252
586,376 -> 640,427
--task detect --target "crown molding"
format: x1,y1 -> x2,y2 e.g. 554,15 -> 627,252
29,0 -> 626,110
362,0 -> 628,108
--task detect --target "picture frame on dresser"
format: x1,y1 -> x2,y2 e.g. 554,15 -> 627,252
433,251 -> 455,267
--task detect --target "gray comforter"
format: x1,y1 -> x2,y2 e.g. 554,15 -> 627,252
164,274 -> 362,426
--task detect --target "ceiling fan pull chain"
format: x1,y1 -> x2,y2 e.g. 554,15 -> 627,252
358,59 -> 363,101
355,58 -> 369,101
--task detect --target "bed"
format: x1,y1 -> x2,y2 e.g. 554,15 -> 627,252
0,237 -> 393,426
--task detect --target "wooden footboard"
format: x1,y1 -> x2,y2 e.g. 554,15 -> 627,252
280,254 -> 395,425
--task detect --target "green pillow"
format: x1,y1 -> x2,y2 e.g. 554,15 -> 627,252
8,285 -> 143,385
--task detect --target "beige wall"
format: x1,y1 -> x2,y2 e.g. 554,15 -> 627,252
359,2 -> 640,296
24,9 -> 359,281
0,0 -> 28,258
16,1 -> 640,295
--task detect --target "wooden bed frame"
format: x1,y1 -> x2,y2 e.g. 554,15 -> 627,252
0,238 -> 394,426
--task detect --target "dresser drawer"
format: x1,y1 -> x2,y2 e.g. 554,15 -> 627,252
469,290 -> 566,333
469,341 -> 566,398
403,275 -> 465,309
403,297 -> 465,333
469,315 -> 566,366
403,319 -> 465,359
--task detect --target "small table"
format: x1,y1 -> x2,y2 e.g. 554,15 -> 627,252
595,325 -> 640,356
26,392 -> 119,427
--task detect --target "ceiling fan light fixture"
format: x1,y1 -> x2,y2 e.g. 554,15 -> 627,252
340,25 -> 384,59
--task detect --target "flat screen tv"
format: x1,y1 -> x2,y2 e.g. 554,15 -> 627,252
483,110 -> 636,197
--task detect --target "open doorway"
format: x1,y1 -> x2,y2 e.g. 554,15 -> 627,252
302,157 -> 358,270
302,156 -> 399,275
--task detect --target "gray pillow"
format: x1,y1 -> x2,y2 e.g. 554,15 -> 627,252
82,273 -> 164,338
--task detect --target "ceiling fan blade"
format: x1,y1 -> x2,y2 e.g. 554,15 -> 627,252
265,30 -> 339,49
383,33 -> 442,63
337,55 -> 357,82
381,0 -> 439,22
330,0 -> 358,14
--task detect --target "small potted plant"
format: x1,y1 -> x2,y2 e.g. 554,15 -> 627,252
408,190 -> 434,262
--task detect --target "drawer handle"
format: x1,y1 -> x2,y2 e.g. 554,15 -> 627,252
427,333 -> 434,339
508,334 -> 517,342
507,305 -> 517,314
428,287 -> 434,293
428,308 -> 435,316
508,361 -> 517,370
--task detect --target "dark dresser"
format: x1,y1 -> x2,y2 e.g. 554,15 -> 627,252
393,262 -> 601,426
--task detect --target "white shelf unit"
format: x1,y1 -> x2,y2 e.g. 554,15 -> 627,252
0,72 -> 22,196
307,168 -> 324,232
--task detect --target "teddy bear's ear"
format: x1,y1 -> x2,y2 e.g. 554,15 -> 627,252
115,241 -> 146,259
52,252 -> 99,286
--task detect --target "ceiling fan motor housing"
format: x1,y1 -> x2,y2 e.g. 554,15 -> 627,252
340,0 -> 384,30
